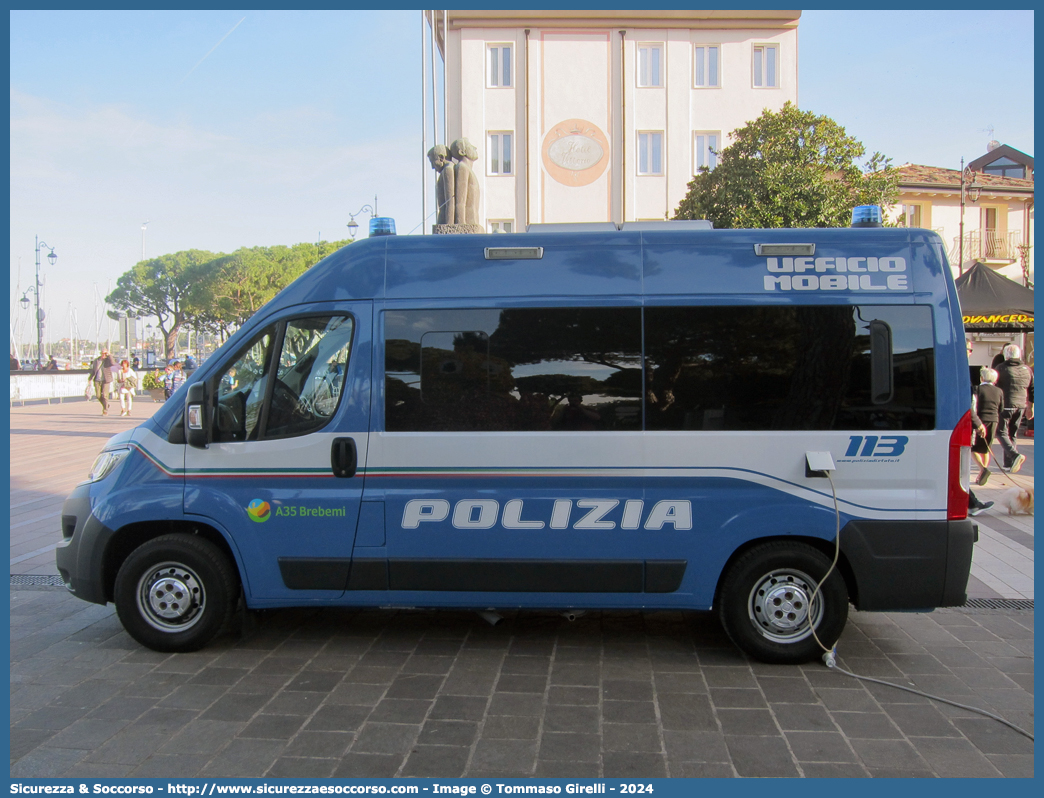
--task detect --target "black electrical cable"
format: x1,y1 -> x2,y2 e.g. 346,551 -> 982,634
823,657 -> 1033,741
810,470 -> 1034,742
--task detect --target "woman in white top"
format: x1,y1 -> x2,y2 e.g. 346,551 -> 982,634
117,359 -> 139,417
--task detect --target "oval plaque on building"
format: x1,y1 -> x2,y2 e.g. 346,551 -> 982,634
548,135 -> 603,171
541,119 -> 610,187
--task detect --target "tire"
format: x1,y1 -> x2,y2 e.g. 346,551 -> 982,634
718,541 -> 848,665
114,534 -> 238,653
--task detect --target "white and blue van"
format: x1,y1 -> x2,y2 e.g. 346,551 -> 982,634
57,213 -> 976,663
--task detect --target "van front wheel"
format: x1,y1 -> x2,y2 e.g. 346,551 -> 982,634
718,542 -> 848,664
114,534 -> 238,653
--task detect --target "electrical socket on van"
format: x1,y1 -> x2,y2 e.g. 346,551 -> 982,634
805,451 -> 836,478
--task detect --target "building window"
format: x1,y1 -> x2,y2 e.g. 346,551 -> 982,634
981,206 -> 1005,258
488,132 -> 513,175
694,45 -> 719,87
489,220 -> 514,234
637,132 -> 664,175
488,44 -> 512,88
981,156 -> 1026,179
637,44 -> 663,87
901,203 -> 925,228
753,44 -> 778,87
693,132 -> 719,172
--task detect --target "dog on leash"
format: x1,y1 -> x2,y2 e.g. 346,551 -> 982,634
998,487 -> 1034,515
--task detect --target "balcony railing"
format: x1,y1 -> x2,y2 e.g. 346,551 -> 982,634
949,230 -> 1023,264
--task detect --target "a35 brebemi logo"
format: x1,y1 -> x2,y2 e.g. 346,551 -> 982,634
246,499 -> 271,523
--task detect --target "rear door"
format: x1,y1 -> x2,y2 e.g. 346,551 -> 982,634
184,302 -> 372,601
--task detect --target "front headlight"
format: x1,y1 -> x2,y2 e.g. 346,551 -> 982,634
85,448 -> 131,484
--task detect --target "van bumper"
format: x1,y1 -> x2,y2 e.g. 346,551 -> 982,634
55,483 -> 113,606
840,519 -> 976,611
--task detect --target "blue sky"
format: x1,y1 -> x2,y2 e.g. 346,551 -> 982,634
9,9 -> 1035,349
798,10 -> 1034,166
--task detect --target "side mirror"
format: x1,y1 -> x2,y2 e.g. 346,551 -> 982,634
185,381 -> 211,449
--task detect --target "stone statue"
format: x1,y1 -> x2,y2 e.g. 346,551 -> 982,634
450,138 -> 481,229
427,144 -> 455,225
429,137 -> 483,234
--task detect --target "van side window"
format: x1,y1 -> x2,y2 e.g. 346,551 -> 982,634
213,315 -> 354,442
644,305 -> 935,431
385,308 -> 642,432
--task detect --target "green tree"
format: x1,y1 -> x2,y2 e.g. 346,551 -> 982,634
106,250 -> 217,360
194,239 -> 353,331
105,238 -> 356,355
674,102 -> 898,229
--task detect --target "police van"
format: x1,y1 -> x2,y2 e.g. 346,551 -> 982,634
56,209 -> 976,664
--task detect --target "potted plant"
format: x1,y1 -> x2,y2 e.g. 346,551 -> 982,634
141,370 -> 166,402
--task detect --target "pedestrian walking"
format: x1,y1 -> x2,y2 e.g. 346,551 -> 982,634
164,361 -> 186,400
995,343 -> 1034,473
88,349 -> 116,415
162,364 -> 175,400
116,359 -> 138,417
967,390 -> 995,516
171,361 -> 185,394
973,367 -> 1004,485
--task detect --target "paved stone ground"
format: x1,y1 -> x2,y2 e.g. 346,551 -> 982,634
8,401 -> 1035,778
9,593 -> 1034,779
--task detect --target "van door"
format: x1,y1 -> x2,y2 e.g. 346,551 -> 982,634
184,304 -> 371,600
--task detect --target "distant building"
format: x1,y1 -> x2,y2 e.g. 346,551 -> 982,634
435,10 -> 800,231
889,143 -> 1034,286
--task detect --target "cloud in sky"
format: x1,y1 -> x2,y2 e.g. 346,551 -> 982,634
11,10 -> 424,347
11,86 -> 420,343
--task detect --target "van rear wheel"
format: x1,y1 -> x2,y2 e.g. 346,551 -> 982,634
718,541 -> 848,664
114,534 -> 237,653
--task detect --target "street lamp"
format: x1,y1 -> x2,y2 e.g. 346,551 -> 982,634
958,158 -> 983,276
18,288 -> 37,363
347,196 -> 378,240
141,221 -> 149,261
23,237 -> 57,367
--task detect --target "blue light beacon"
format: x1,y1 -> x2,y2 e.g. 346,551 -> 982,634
851,205 -> 884,228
